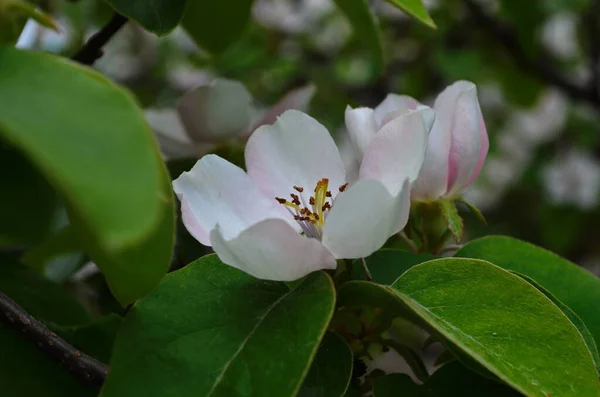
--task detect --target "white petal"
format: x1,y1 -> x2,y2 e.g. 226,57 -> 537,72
173,155 -> 292,246
359,108 -> 431,196
374,94 -> 421,125
412,82 -> 473,200
322,179 -> 411,259
176,79 -> 254,142
211,219 -> 336,281
245,110 -> 346,202
444,84 -> 484,196
345,106 -> 379,157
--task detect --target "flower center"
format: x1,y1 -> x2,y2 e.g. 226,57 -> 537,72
276,178 -> 348,239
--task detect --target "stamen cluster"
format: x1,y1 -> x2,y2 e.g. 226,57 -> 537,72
276,178 -> 348,239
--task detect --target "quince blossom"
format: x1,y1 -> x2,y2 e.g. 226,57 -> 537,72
345,81 -> 488,201
173,109 -> 431,281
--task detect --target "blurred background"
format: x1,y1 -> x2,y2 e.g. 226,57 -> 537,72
6,0 -> 600,312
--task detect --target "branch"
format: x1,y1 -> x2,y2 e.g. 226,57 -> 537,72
71,13 -> 128,65
0,292 -> 108,389
464,0 -> 600,107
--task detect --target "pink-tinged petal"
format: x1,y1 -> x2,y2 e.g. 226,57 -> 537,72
374,94 -> 421,125
465,107 -> 489,187
211,219 -> 336,281
245,110 -> 346,202
322,179 -> 411,259
345,106 -> 379,157
248,84 -> 317,134
442,82 -> 484,196
359,108 -> 431,196
173,155 -> 293,246
412,82 -> 477,200
176,79 -> 254,142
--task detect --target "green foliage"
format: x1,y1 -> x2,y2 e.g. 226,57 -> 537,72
439,200 -> 463,242
101,254 -> 336,397
514,272 -> 600,372
385,0 -> 436,28
373,362 -> 521,396
351,249 -> 436,284
333,0 -> 386,76
104,0 -> 187,35
456,236 -> 600,348
339,258 -> 600,396
182,0 -> 255,54
298,332 -> 353,397
0,145 -> 57,247
0,48 -> 174,305
0,260 -> 93,396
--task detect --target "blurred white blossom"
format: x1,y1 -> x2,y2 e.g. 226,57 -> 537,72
542,149 -> 600,210
93,24 -> 158,82
253,0 -> 334,33
541,12 -> 580,60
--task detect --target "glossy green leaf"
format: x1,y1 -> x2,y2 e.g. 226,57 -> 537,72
439,200 -> 463,242
104,0 -> 186,35
456,236 -> 600,349
339,258 -> 600,396
182,0 -> 254,54
0,260 -> 93,396
352,249 -> 436,284
0,48 -> 174,305
514,271 -> 600,372
385,0 -> 436,28
333,0 -> 385,76
373,362 -> 521,396
101,255 -> 336,397
298,332 -> 353,397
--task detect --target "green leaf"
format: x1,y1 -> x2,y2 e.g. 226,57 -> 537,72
103,0 -> 186,35
456,236 -> 600,350
439,200 -> 463,242
0,260 -> 93,396
333,0 -> 386,76
385,0 -> 436,28
513,271 -> 600,372
351,249 -> 436,284
101,255 -> 336,397
0,48 -> 174,305
182,0 -> 255,54
298,332 -> 353,397
0,144 -> 57,247
373,362 -> 521,396
339,258 -> 600,396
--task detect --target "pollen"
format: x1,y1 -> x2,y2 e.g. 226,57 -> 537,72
275,178 -> 346,240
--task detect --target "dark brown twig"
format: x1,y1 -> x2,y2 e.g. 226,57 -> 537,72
71,13 -> 128,65
0,291 -> 108,388
464,0 -> 600,108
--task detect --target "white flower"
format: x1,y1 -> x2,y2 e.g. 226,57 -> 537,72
173,110 -> 430,281
146,80 -> 316,159
345,81 -> 488,201
542,149 -> 600,210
